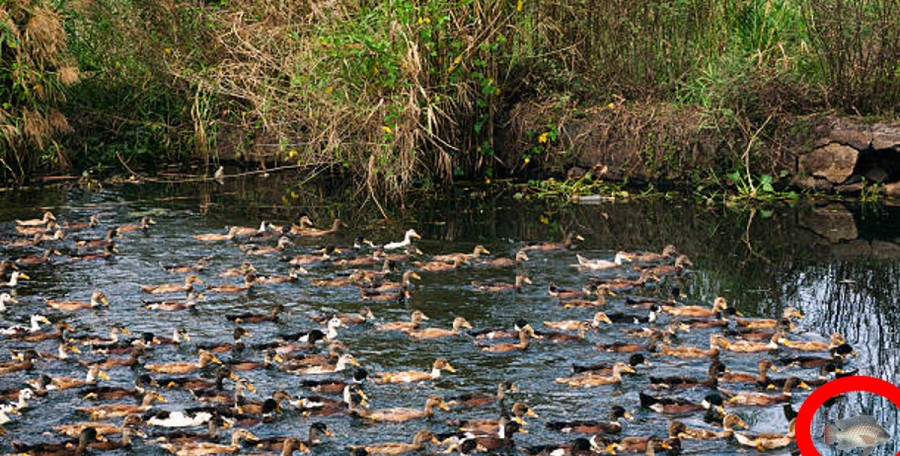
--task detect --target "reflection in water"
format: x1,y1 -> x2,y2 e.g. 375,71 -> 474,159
0,179 -> 898,455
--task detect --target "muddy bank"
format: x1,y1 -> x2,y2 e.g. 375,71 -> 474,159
498,101 -> 900,196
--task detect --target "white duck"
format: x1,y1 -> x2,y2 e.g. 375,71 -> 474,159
573,252 -> 631,270
0,293 -> 18,311
1,271 -> 30,288
0,314 -> 51,336
146,409 -> 215,427
384,229 -> 421,250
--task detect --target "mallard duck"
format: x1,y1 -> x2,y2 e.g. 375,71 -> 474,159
63,213 -> 101,231
87,426 -> 145,451
145,291 -> 205,311
157,365 -> 236,391
595,332 -> 665,353
153,415 -> 231,443
626,245 -> 678,263
561,290 -> 607,309
447,381 -> 516,408
477,250 -> 530,268
310,307 -> 375,325
161,257 -> 209,274
81,374 -> 158,400
605,305 -> 663,324
657,334 -> 721,359
282,353 -> 360,375
350,429 -> 438,455
37,365 -> 110,390
160,428 -> 259,455
14,320 -> 72,342
292,218 -> 345,237
649,361 -> 723,389
292,384 -> 368,415
228,350 -> 283,371
638,254 -> 693,276
734,307 -> 803,329
73,324 -> 130,345
206,273 -> 256,293
226,304 -> 284,324
405,317 -> 473,339
0,349 -> 39,374
68,243 -> 117,261
546,405 -> 633,434
354,396 -> 449,422
548,283 -> 593,299
758,364 -> 836,390
360,286 -> 410,303
480,328 -> 532,353
545,312 -> 612,332
91,346 -> 147,370
16,211 -> 56,226
434,245 -> 491,262
376,310 -> 430,331
236,390 -> 292,415
540,321 -> 592,343
15,246 -> 59,265
572,252 -> 631,270
0,233 -> 42,248
146,350 -> 223,374
471,319 -> 539,340
639,391 -> 725,416
46,291 -> 109,311
255,422 -> 331,451
523,437 -> 596,456
141,275 -> 203,294
300,368 -> 368,394
242,236 -> 292,256
461,420 -> 525,451
523,232 -> 583,251
719,359 -> 778,383
375,358 -> 456,383
190,377 -> 255,404
414,257 -> 467,272
382,229 -> 421,250
76,391 -> 167,419
472,274 -> 531,293
75,226 -> 119,249
556,362 -> 635,387
720,377 -> 808,405
197,327 -> 251,354
572,353 -> 652,374
778,343 -> 856,368
733,419 -> 796,451
118,216 -> 155,233
13,426 -> 100,456
453,403 -> 539,431
669,413 -> 748,440
712,332 -> 779,353
779,332 -> 845,351
146,409 -> 218,428
194,226 -> 240,242
0,314 -> 52,336
0,270 -> 29,288
0,292 -> 17,312
604,436 -> 678,454
220,261 -> 256,277
663,296 -> 731,317
53,414 -> 143,437
255,268 -> 304,284
15,220 -> 57,235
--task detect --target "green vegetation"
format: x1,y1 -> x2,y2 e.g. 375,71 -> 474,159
2,0 -> 897,196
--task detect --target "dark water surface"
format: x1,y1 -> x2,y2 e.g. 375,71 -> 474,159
0,178 -> 898,455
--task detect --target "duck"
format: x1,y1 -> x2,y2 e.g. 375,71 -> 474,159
1,388 -> 35,411
73,324 -> 130,345
669,413 -> 748,439
159,428 -> 259,455
540,321 -> 592,343
12,426 -> 100,456
414,257 -> 467,272
81,374 -> 159,400
226,304 -> 284,324
63,213 -> 101,231
733,419 -> 796,451
68,243 -> 116,261
292,384 -> 368,415
16,211 -> 56,226
0,349 -> 39,374
459,420 -> 525,451
0,292 -> 17,311
639,391 -> 725,416
545,312 -> 612,331
197,327 -> 252,354
454,403 -> 540,429
383,229 -> 421,250
53,414 -> 144,437
91,345 -> 147,370
15,220 -> 57,235
145,291 -> 205,311
441,436 -> 488,455
241,236 -> 292,256
471,319 -> 539,340
477,249 -> 530,268
561,291 -> 608,309
572,353 -> 652,374
15,320 -> 73,342
236,390 -> 292,415
778,343 -> 856,368
349,429 -> 438,455
87,426 -> 145,452
282,353 -> 360,375
720,377 -> 808,405
0,314 -> 52,336
448,381 -> 517,408
231,220 -> 270,237
657,334 -> 721,359
118,216 -> 156,233
161,257 -> 209,274
76,390 -> 167,419
287,248 -> 334,266
360,285 -> 410,303
663,296 -> 730,317
375,310 -> 430,331
605,305 -> 663,324
300,368 -> 369,394
595,332 -> 665,353
15,246 -> 59,265
228,350 -> 283,371
626,245 -> 678,263
310,307 -> 375,325
146,409 -> 218,428
0,233 -> 42,248
206,273 -> 256,293
479,328 -> 532,353
719,359 -> 778,383
648,361 -> 723,389
471,274 -> 531,292
75,226 -> 119,249
556,362 -> 635,387
734,307 -> 803,329
545,405 -> 633,434
255,268 -> 304,284
638,254 -> 693,276
604,436 -> 679,454
193,226 -> 239,242
46,291 -> 109,311
572,252 -> 631,270
434,245 -> 491,262
712,332 -> 780,353
291,218 -> 345,237
153,415 -> 230,443
522,232 -> 583,251
37,365 -> 110,390
0,270 -> 29,288
523,437 -> 597,455
548,283 -> 593,299
157,366 -> 237,391
312,271 -> 370,288
375,358 -> 456,383
779,332 -> 845,351
141,274 -> 203,294
255,422 -> 331,451
146,350 -> 223,374
405,317 -> 473,339
353,395 -> 449,422
190,377 -> 255,403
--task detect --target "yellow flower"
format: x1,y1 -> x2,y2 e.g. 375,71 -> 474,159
538,132 -> 549,143
164,48 -> 172,54
539,215 -> 550,224
485,177 -> 492,184
288,149 -> 298,159
524,157 -> 531,164
381,126 -> 392,134
607,102 -> 616,109
517,0 -> 523,11
325,86 -> 334,94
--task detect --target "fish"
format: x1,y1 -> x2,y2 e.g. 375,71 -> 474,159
823,414 -> 891,456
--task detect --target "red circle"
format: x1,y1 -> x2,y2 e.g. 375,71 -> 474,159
796,375 -> 900,455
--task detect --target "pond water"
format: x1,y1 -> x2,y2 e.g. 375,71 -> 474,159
0,177 -> 898,455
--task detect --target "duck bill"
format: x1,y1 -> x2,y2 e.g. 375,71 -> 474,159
526,408 -> 539,418
438,401 -> 451,412
99,371 -> 111,380
443,444 -> 458,453
246,382 -> 257,393
624,411 -> 635,420
273,354 -> 284,363
445,364 -> 457,374
19,273 -> 30,280
799,381 -> 811,391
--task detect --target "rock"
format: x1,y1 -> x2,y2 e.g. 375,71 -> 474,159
830,128 -> 871,150
800,203 -> 858,243
871,124 -> 900,151
799,144 -> 859,184
883,182 -> 900,197
864,166 -> 889,183
871,241 -> 900,260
